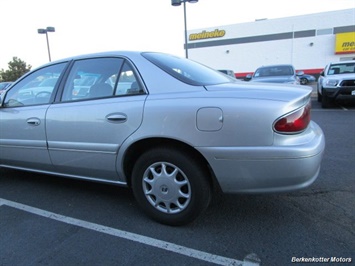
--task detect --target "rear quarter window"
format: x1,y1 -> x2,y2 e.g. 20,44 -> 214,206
142,52 -> 234,86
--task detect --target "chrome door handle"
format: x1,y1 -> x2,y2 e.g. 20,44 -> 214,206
106,113 -> 127,123
27,118 -> 41,126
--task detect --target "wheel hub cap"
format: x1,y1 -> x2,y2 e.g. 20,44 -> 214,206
142,162 -> 191,214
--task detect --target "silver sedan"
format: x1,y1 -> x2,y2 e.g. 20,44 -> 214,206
0,51 -> 325,225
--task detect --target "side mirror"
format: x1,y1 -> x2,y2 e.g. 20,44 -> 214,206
296,71 -> 304,76
0,89 -> 9,107
320,71 -> 324,77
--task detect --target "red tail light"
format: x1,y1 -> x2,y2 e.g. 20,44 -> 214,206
274,102 -> 311,134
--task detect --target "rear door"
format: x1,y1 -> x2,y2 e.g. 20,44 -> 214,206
46,57 -> 146,181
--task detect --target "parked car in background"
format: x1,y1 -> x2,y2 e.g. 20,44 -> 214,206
246,64 -> 303,85
317,60 -> 355,108
299,74 -> 316,85
218,69 -> 236,78
0,82 -> 13,95
0,51 -> 325,225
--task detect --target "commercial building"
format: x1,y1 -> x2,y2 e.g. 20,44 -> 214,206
187,9 -> 355,78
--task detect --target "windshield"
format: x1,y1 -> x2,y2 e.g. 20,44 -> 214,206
142,52 -> 235,86
327,62 -> 355,75
254,65 -> 294,77
0,83 -> 10,90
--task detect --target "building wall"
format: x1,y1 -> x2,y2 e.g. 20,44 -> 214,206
187,9 -> 355,78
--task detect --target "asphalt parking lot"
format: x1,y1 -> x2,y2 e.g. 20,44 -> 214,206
0,85 -> 354,266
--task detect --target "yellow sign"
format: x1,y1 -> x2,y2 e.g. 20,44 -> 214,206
189,29 -> 226,41
335,32 -> 355,54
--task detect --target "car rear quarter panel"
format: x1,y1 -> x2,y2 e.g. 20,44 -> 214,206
117,86 -> 323,193
129,92 -> 285,148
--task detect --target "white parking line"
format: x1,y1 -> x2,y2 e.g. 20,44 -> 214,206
0,198 -> 259,266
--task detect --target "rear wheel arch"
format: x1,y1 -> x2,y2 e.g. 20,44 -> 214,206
123,138 -> 217,189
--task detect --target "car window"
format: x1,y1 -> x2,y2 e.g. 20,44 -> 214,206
61,58 -> 144,102
115,61 -> 144,95
327,63 -> 355,75
254,66 -> 294,77
142,52 -> 234,86
3,63 -> 66,107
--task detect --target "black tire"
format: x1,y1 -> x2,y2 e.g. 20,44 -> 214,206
321,89 -> 331,108
300,78 -> 308,85
317,91 -> 321,102
131,147 -> 211,226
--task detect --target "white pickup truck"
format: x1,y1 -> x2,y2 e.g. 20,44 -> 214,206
317,60 -> 355,108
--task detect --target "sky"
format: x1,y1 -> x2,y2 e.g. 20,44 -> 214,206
1,0 -> 354,70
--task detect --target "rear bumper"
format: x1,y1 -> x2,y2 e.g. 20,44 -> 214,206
197,121 -> 325,193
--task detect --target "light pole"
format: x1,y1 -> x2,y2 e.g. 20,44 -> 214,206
37,26 -> 55,62
171,0 -> 198,58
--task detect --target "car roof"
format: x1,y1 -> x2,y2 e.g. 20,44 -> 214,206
257,64 -> 294,68
329,60 -> 355,65
37,51 -> 148,69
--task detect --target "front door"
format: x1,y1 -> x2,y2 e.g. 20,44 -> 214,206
0,63 -> 67,170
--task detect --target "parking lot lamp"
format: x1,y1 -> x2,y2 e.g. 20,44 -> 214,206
37,27 -> 55,62
171,0 -> 198,58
